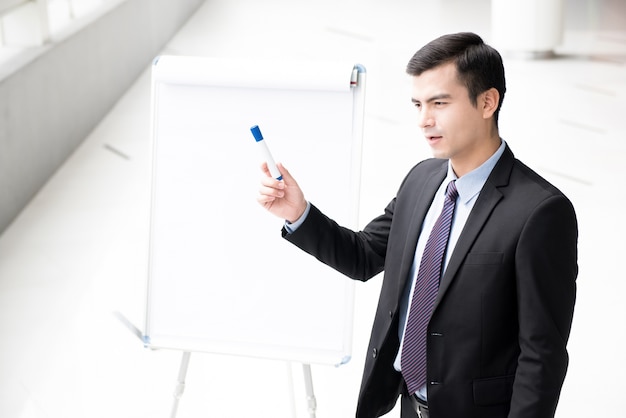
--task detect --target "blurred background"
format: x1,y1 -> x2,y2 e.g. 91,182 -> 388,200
0,0 -> 624,417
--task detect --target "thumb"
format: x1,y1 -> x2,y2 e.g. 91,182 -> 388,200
276,162 -> 305,201
276,162 -> 294,183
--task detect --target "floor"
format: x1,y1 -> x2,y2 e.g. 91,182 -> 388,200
0,0 -> 625,417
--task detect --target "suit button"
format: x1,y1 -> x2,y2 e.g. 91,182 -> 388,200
372,348 -> 378,358
389,310 -> 393,318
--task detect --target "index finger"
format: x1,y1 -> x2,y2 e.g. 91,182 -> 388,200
260,162 -> 272,178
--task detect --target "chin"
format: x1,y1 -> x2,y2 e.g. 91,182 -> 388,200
429,148 -> 450,160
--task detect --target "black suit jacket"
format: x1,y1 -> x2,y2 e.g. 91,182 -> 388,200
284,145 -> 578,418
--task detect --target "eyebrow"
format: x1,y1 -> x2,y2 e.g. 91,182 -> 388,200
411,93 -> 453,104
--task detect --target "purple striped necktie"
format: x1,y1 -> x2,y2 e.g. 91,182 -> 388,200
401,180 -> 459,395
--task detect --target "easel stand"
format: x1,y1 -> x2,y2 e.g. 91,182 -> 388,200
170,351 -> 191,418
302,363 -> 317,418
169,352 -> 318,418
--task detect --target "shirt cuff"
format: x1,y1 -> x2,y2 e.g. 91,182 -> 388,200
284,201 -> 311,234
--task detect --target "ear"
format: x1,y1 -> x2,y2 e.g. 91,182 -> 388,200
481,88 -> 500,119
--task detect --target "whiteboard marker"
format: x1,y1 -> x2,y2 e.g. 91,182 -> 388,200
250,125 -> 283,181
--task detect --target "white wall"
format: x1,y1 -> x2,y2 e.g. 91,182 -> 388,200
0,0 -> 204,234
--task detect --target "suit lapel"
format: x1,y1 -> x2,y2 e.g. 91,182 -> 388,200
433,146 -> 515,311
395,162 -> 448,298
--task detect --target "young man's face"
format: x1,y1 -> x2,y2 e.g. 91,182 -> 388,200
411,61 -> 493,175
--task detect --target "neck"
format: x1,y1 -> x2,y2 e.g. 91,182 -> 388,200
451,134 -> 501,178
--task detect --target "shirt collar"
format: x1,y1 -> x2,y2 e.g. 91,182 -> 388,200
446,139 -> 507,204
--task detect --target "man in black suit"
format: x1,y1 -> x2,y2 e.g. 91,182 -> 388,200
258,32 -> 577,418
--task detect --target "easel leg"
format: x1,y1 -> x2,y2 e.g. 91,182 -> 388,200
170,351 -> 191,418
286,362 -> 297,417
302,364 -> 317,418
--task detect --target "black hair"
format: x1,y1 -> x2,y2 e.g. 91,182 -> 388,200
406,32 -> 506,125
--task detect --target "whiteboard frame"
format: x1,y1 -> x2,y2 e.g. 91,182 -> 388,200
144,55 -> 366,367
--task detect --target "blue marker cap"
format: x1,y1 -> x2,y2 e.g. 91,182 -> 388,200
250,125 -> 263,142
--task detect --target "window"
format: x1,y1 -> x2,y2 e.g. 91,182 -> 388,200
0,0 -> 111,60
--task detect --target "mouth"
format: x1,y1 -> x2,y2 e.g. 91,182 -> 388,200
426,135 -> 443,144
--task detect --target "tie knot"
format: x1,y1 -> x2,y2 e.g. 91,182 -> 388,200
445,180 -> 458,202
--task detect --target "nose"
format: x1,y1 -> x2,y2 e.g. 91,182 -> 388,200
418,107 -> 434,129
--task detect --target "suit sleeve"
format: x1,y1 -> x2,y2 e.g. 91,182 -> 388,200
510,194 -> 578,417
282,201 -> 394,282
